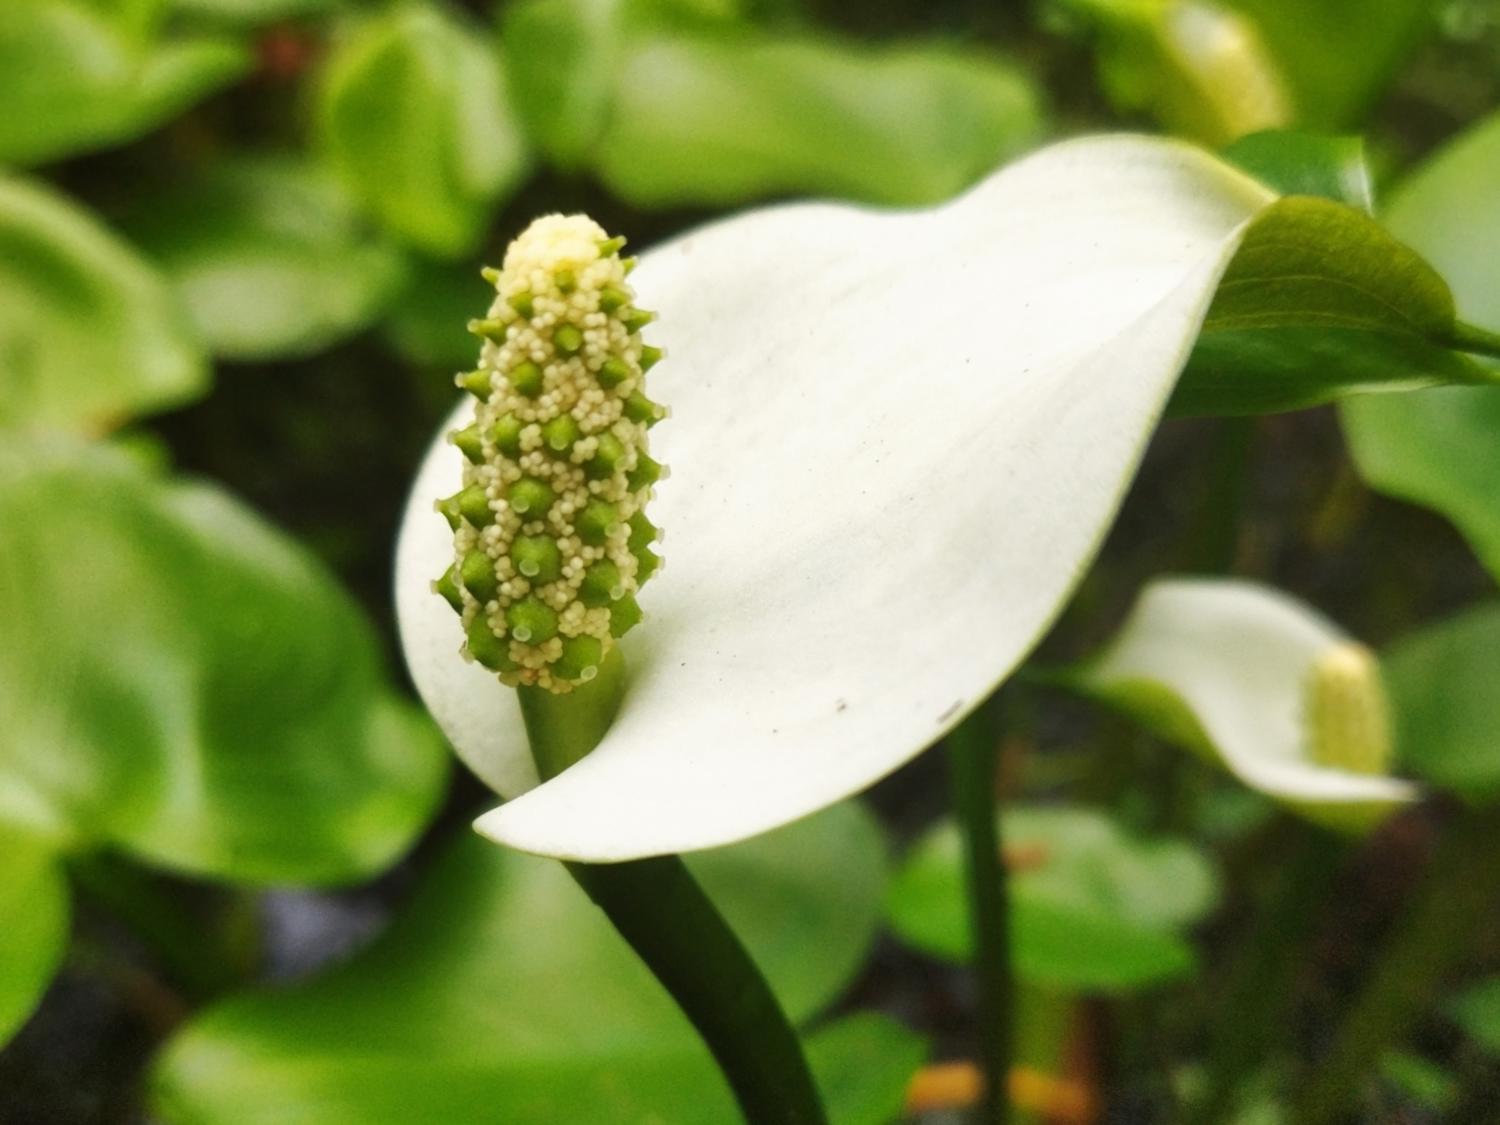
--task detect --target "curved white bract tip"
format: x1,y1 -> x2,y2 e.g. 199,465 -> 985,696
1076,578 -> 1418,834
397,135 -> 1276,861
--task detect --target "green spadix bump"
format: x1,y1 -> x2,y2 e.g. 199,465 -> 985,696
599,286 -> 630,313
509,291 -> 534,318
554,635 -> 604,680
621,308 -> 655,335
585,433 -> 627,480
598,235 -> 626,257
466,615 -> 516,672
434,565 -> 463,612
507,477 -> 555,518
554,324 -> 583,356
506,597 -> 559,644
508,360 -> 543,397
623,390 -> 665,427
468,317 -> 508,342
577,499 -> 619,546
628,511 -> 658,552
437,493 -> 462,530
639,344 -> 664,372
459,369 -> 492,399
452,424 -> 484,464
610,594 -> 643,638
491,413 -> 523,458
580,560 -> 624,607
480,266 -> 501,285
622,256 -> 638,275
555,268 -> 577,294
628,452 -> 663,492
542,415 -> 580,454
597,357 -> 631,390
511,535 -> 562,583
635,547 -> 661,583
460,550 -> 497,602
458,484 -> 493,528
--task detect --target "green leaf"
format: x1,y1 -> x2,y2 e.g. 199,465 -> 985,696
886,805 -> 1214,990
1341,112 -> 1500,580
594,33 -> 1042,207
0,827 -> 68,1048
0,0 -> 251,166
1449,975 -> 1500,1056
1173,195 -> 1491,415
0,174 -> 207,433
0,441 -> 448,883
1219,0 -> 1436,127
121,157 -> 408,361
317,3 -> 529,258
382,256 -> 490,370
1222,130 -> 1373,211
1379,1051 -> 1458,1112
1384,605 -> 1500,802
151,802 -> 919,1123
169,0 -> 337,24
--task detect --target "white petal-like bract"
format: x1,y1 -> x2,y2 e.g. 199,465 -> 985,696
1073,577 -> 1417,833
397,136 -> 1275,861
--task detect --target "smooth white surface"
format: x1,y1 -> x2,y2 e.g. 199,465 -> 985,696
1083,578 -> 1417,832
396,135 -> 1276,861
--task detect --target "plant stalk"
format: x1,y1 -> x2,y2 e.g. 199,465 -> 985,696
949,707 -> 1015,1124
518,649 -> 826,1125
1290,802 -> 1500,1125
1446,320 -> 1500,364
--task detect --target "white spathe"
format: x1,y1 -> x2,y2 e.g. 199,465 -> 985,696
1076,577 -> 1417,832
397,135 -> 1275,862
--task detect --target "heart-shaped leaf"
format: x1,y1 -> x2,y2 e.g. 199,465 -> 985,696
0,174 -> 207,434
886,805 -> 1216,990
151,802 -> 924,1124
121,157 -> 408,361
0,441 -> 447,884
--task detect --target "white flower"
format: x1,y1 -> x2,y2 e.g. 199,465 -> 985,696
396,135 -> 1274,862
1069,577 -> 1417,833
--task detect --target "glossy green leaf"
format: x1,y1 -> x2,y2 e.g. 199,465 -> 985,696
122,157 -> 408,361
0,174 -> 207,433
1384,605 -> 1500,802
0,828 -> 68,1048
0,441 -> 448,883
595,33 -> 1042,207
1220,0 -> 1436,127
1222,130 -> 1373,210
886,806 -> 1214,990
1341,112 -> 1500,577
169,0 -> 336,24
0,0 -> 250,166
317,3 -> 529,258
1449,975 -> 1500,1056
1174,195 -> 1491,415
151,803 -> 919,1124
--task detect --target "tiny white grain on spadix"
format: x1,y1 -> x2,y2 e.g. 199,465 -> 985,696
396,135 -> 1277,862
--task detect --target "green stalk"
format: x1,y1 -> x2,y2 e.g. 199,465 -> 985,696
949,707 -> 1014,1124
1446,320 -> 1500,364
1188,822 -> 1345,1125
518,648 -> 826,1125
1290,803 -> 1500,1125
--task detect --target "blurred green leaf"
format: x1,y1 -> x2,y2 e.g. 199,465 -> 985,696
0,827 -> 68,1047
1450,975 -> 1500,1055
1174,195 -> 1491,415
886,806 -> 1214,990
382,256 -> 490,370
151,803 -> 922,1123
1342,111 -> 1500,580
1222,130 -> 1373,210
317,2 -> 529,258
1219,0 -> 1436,127
0,174 -> 208,433
169,0 -> 338,24
0,441 -> 448,883
1385,604 -> 1500,801
1380,1051 -> 1459,1112
595,33 -> 1042,207
122,156 -> 408,361
0,0 -> 250,166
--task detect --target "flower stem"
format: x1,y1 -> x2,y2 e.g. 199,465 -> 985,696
1289,803 -> 1500,1125
948,707 -> 1014,1124
517,650 -> 826,1125
1445,320 -> 1500,364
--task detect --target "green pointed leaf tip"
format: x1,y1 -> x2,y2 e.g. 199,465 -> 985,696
1222,130 -> 1374,211
0,829 -> 69,1048
1174,194 -> 1491,415
438,217 -> 664,693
